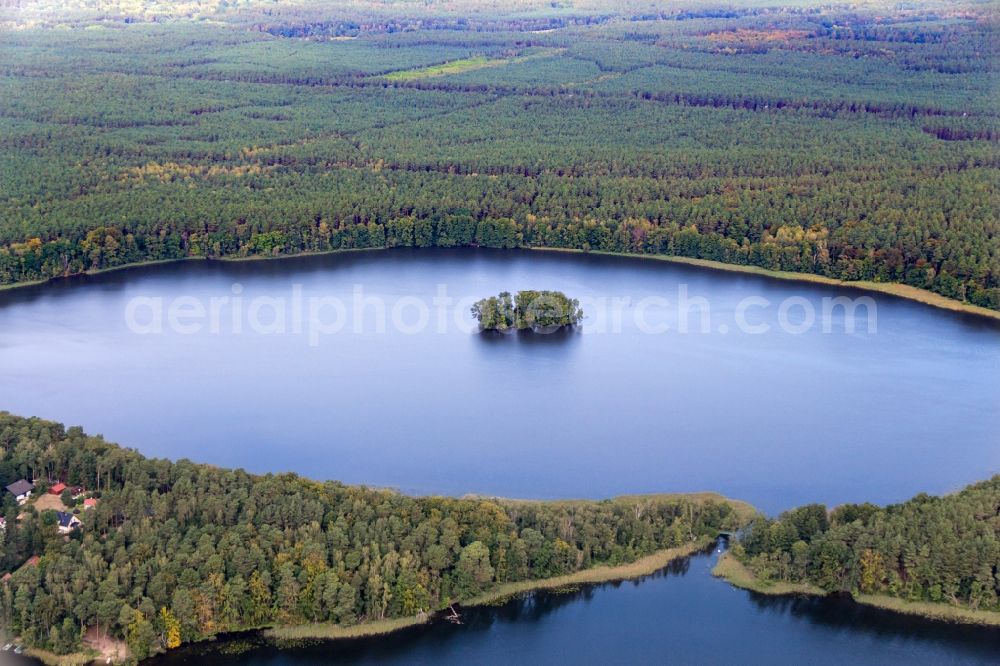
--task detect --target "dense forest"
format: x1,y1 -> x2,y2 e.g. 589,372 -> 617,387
0,0 -> 997,308
0,413 -> 747,660
733,476 -> 1000,612
0,0 -> 996,661
471,290 -> 583,330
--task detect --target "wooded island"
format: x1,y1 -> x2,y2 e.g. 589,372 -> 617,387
471,290 -> 583,331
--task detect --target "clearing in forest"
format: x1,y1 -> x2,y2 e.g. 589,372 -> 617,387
381,49 -> 561,81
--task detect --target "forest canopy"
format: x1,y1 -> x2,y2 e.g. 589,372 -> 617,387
0,413 -> 747,659
732,476 -> 1000,613
0,1 -> 996,660
0,0 -> 996,308
471,290 -> 583,331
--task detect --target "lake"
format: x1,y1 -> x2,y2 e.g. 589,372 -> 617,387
3,248 -> 999,664
0,249 -> 997,516
138,540 -> 1000,666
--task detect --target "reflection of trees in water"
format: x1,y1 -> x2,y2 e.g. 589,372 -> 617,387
747,591 -> 1000,655
466,586 -> 598,628
464,551 -> 695,631
515,326 -> 582,345
144,554 -> 702,666
153,547 -> 1000,666
474,325 -> 582,346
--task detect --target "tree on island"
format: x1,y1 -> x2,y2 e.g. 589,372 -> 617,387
471,290 -> 583,331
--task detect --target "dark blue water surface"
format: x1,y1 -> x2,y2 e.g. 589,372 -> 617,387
2,248 -> 999,664
141,544 -> 1000,666
0,249 -> 997,514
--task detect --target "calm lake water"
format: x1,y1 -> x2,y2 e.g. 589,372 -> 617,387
140,541 -> 1000,666
2,249 -> 999,664
0,248 -> 998,514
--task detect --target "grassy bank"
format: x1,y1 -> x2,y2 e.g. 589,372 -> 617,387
225,245 -> 1000,322
464,538 -> 710,607
22,648 -> 100,666
535,248 -> 1000,322
713,553 -> 1000,628
262,537 -> 712,644
2,245 -> 997,323
854,594 -> 1000,628
236,493 -> 752,643
712,552 -> 824,596
266,615 -> 429,642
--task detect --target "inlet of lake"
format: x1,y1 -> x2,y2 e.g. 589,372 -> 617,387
141,542 -> 1000,666
1,248 -> 998,664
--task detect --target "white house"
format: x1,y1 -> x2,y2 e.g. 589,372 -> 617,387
5,480 -> 33,505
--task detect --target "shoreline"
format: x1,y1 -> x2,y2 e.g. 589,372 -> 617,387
30,496 -> 737,663
463,538 -> 711,607
21,650 -> 95,666
265,614 -> 431,643
5,535 -> 716,665
1,246 -> 997,323
712,553 -> 1000,628
2,488 -> 741,665
0,256 -> 204,294
265,538 -> 709,643
22,541 -> 998,665
533,247 -> 1000,322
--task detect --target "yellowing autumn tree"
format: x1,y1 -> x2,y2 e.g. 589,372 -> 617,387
159,607 -> 181,650
859,549 -> 885,595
